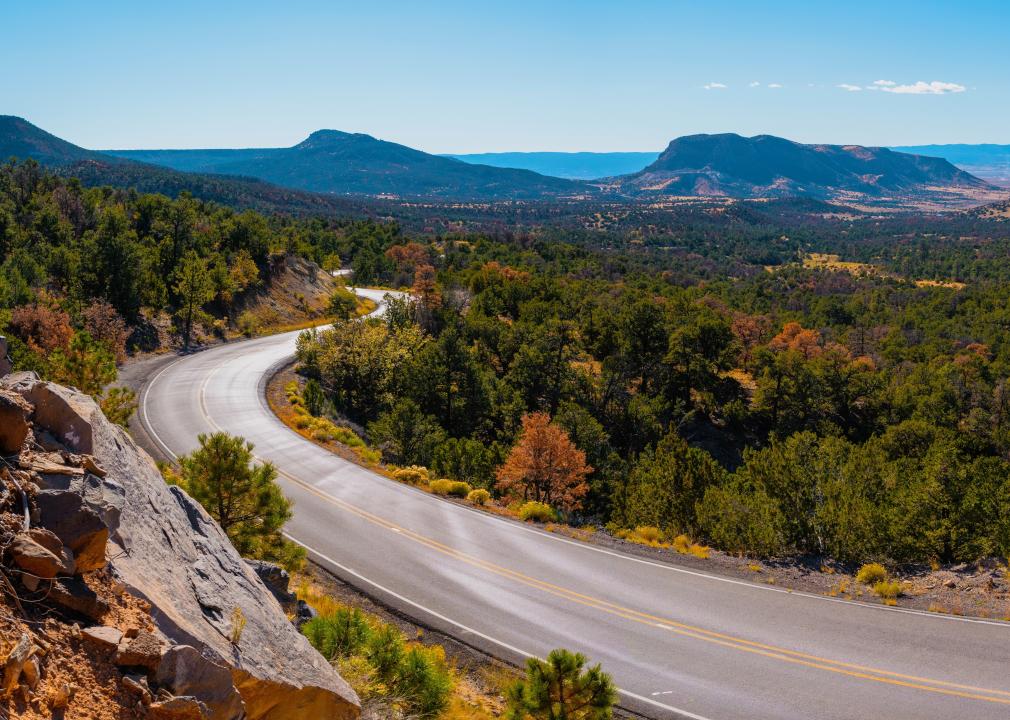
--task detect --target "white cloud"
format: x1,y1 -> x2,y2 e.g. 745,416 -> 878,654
749,81 -> 760,87
873,80 -> 897,87
879,80 -> 966,95
767,83 -> 783,89
703,82 -> 727,90
837,83 -> 863,92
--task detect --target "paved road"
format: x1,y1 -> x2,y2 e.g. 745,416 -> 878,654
137,288 -> 1010,720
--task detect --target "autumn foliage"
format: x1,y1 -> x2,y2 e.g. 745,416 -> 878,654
496,412 -> 591,513
8,303 -> 73,355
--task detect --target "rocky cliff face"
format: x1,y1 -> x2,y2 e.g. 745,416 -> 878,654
0,339 -> 359,719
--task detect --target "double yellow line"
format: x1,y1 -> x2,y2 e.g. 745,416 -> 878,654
187,361 -> 1010,709
277,465 -> 1010,708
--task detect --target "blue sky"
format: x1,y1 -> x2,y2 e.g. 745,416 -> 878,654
3,1 -> 1007,152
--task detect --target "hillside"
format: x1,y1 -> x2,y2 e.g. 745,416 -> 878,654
0,116 -> 366,215
111,130 -> 586,200
0,115 -> 112,165
446,151 -> 659,179
610,133 -> 1000,207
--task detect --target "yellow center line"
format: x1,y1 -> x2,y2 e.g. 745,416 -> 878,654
194,372 -> 1010,707
274,466 -> 1010,706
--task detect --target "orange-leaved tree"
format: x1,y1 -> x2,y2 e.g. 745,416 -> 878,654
496,412 -> 592,513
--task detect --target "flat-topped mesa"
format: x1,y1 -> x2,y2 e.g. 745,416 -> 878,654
0,365 -> 359,720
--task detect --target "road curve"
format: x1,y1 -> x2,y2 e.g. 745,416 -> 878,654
137,288 -> 1010,720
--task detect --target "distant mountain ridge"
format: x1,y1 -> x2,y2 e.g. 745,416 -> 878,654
0,116 -> 365,215
3,116 -> 1002,210
109,130 -> 583,200
611,133 -> 994,202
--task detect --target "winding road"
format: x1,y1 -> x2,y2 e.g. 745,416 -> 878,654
136,288 -> 1010,720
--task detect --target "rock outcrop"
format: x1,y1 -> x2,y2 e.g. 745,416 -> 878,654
0,371 -> 359,719
0,336 -> 10,377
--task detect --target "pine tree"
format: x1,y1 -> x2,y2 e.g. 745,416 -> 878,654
179,433 -> 302,569
505,649 -> 616,720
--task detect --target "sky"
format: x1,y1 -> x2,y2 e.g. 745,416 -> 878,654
3,1 -> 1008,153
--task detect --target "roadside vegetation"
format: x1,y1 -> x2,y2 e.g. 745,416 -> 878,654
10,158 -> 1010,576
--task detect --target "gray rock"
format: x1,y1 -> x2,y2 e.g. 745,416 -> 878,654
0,336 -> 10,377
155,646 -> 243,720
0,388 -> 31,455
245,559 -> 296,612
57,381 -> 361,719
34,489 -> 109,572
0,370 -> 40,394
22,381 -> 97,454
295,600 -> 318,630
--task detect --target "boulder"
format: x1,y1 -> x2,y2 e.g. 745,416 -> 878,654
0,389 -> 31,455
9,534 -> 65,579
115,631 -> 164,670
26,528 -> 76,575
245,560 -> 296,612
34,489 -> 109,572
73,384 -> 360,719
155,646 -> 244,720
22,381 -> 98,454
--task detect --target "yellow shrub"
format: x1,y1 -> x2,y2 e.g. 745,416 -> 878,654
293,415 -> 312,429
518,501 -> 555,522
467,489 -> 490,506
430,479 -> 454,495
672,534 -> 692,554
856,562 -> 888,585
635,526 -> 663,543
447,481 -> 471,498
688,542 -> 711,559
873,580 -> 902,602
393,466 -> 429,485
356,447 -> 381,465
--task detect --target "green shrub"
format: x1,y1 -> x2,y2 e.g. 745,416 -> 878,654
518,501 -> 556,523
365,624 -> 405,682
356,447 -> 382,465
396,645 -> 454,718
856,562 -> 888,585
696,482 -> 787,557
447,481 -> 472,498
302,608 -> 371,660
303,378 -> 325,416
467,488 -> 491,506
301,598 -> 454,718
